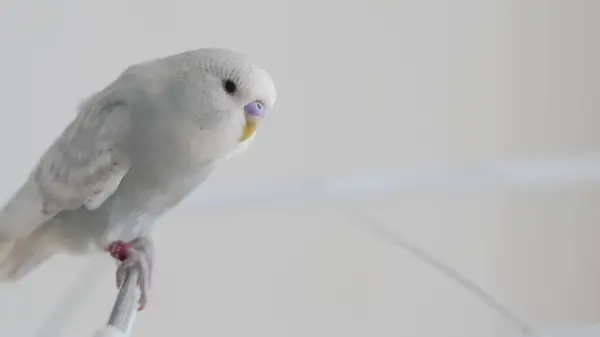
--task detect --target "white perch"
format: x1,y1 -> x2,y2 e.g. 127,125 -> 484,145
93,268 -> 140,337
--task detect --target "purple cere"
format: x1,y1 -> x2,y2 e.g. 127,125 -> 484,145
244,101 -> 265,117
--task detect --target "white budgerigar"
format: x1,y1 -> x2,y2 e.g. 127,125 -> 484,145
0,48 -> 277,309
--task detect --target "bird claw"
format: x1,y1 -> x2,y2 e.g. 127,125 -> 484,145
106,237 -> 153,311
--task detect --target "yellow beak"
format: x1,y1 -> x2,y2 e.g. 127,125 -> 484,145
240,120 -> 258,142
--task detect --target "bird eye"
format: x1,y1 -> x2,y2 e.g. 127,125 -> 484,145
223,79 -> 237,95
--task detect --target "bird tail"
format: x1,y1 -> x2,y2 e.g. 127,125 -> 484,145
0,234 -> 55,281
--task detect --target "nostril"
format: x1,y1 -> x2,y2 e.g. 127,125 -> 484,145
244,101 -> 265,117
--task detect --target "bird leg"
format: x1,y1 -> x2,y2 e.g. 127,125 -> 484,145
105,237 -> 154,310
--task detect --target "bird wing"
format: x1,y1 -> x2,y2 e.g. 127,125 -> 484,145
0,94 -> 131,240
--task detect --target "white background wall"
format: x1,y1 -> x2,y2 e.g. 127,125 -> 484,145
0,1 -> 598,336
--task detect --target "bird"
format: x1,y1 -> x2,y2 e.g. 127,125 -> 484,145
0,48 -> 277,310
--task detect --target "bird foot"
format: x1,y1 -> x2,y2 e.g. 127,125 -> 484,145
105,237 -> 153,311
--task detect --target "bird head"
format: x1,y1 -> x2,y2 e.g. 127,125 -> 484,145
185,48 -> 277,144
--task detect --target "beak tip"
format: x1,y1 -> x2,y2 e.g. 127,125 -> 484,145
240,122 -> 258,142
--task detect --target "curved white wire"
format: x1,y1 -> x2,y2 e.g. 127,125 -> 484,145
335,205 -> 536,335
183,155 -> 600,207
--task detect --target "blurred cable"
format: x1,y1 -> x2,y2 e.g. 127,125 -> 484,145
334,205 -> 536,336
185,155 -> 600,208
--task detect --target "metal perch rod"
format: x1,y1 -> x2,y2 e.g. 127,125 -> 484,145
93,268 -> 140,337
108,267 -> 140,333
